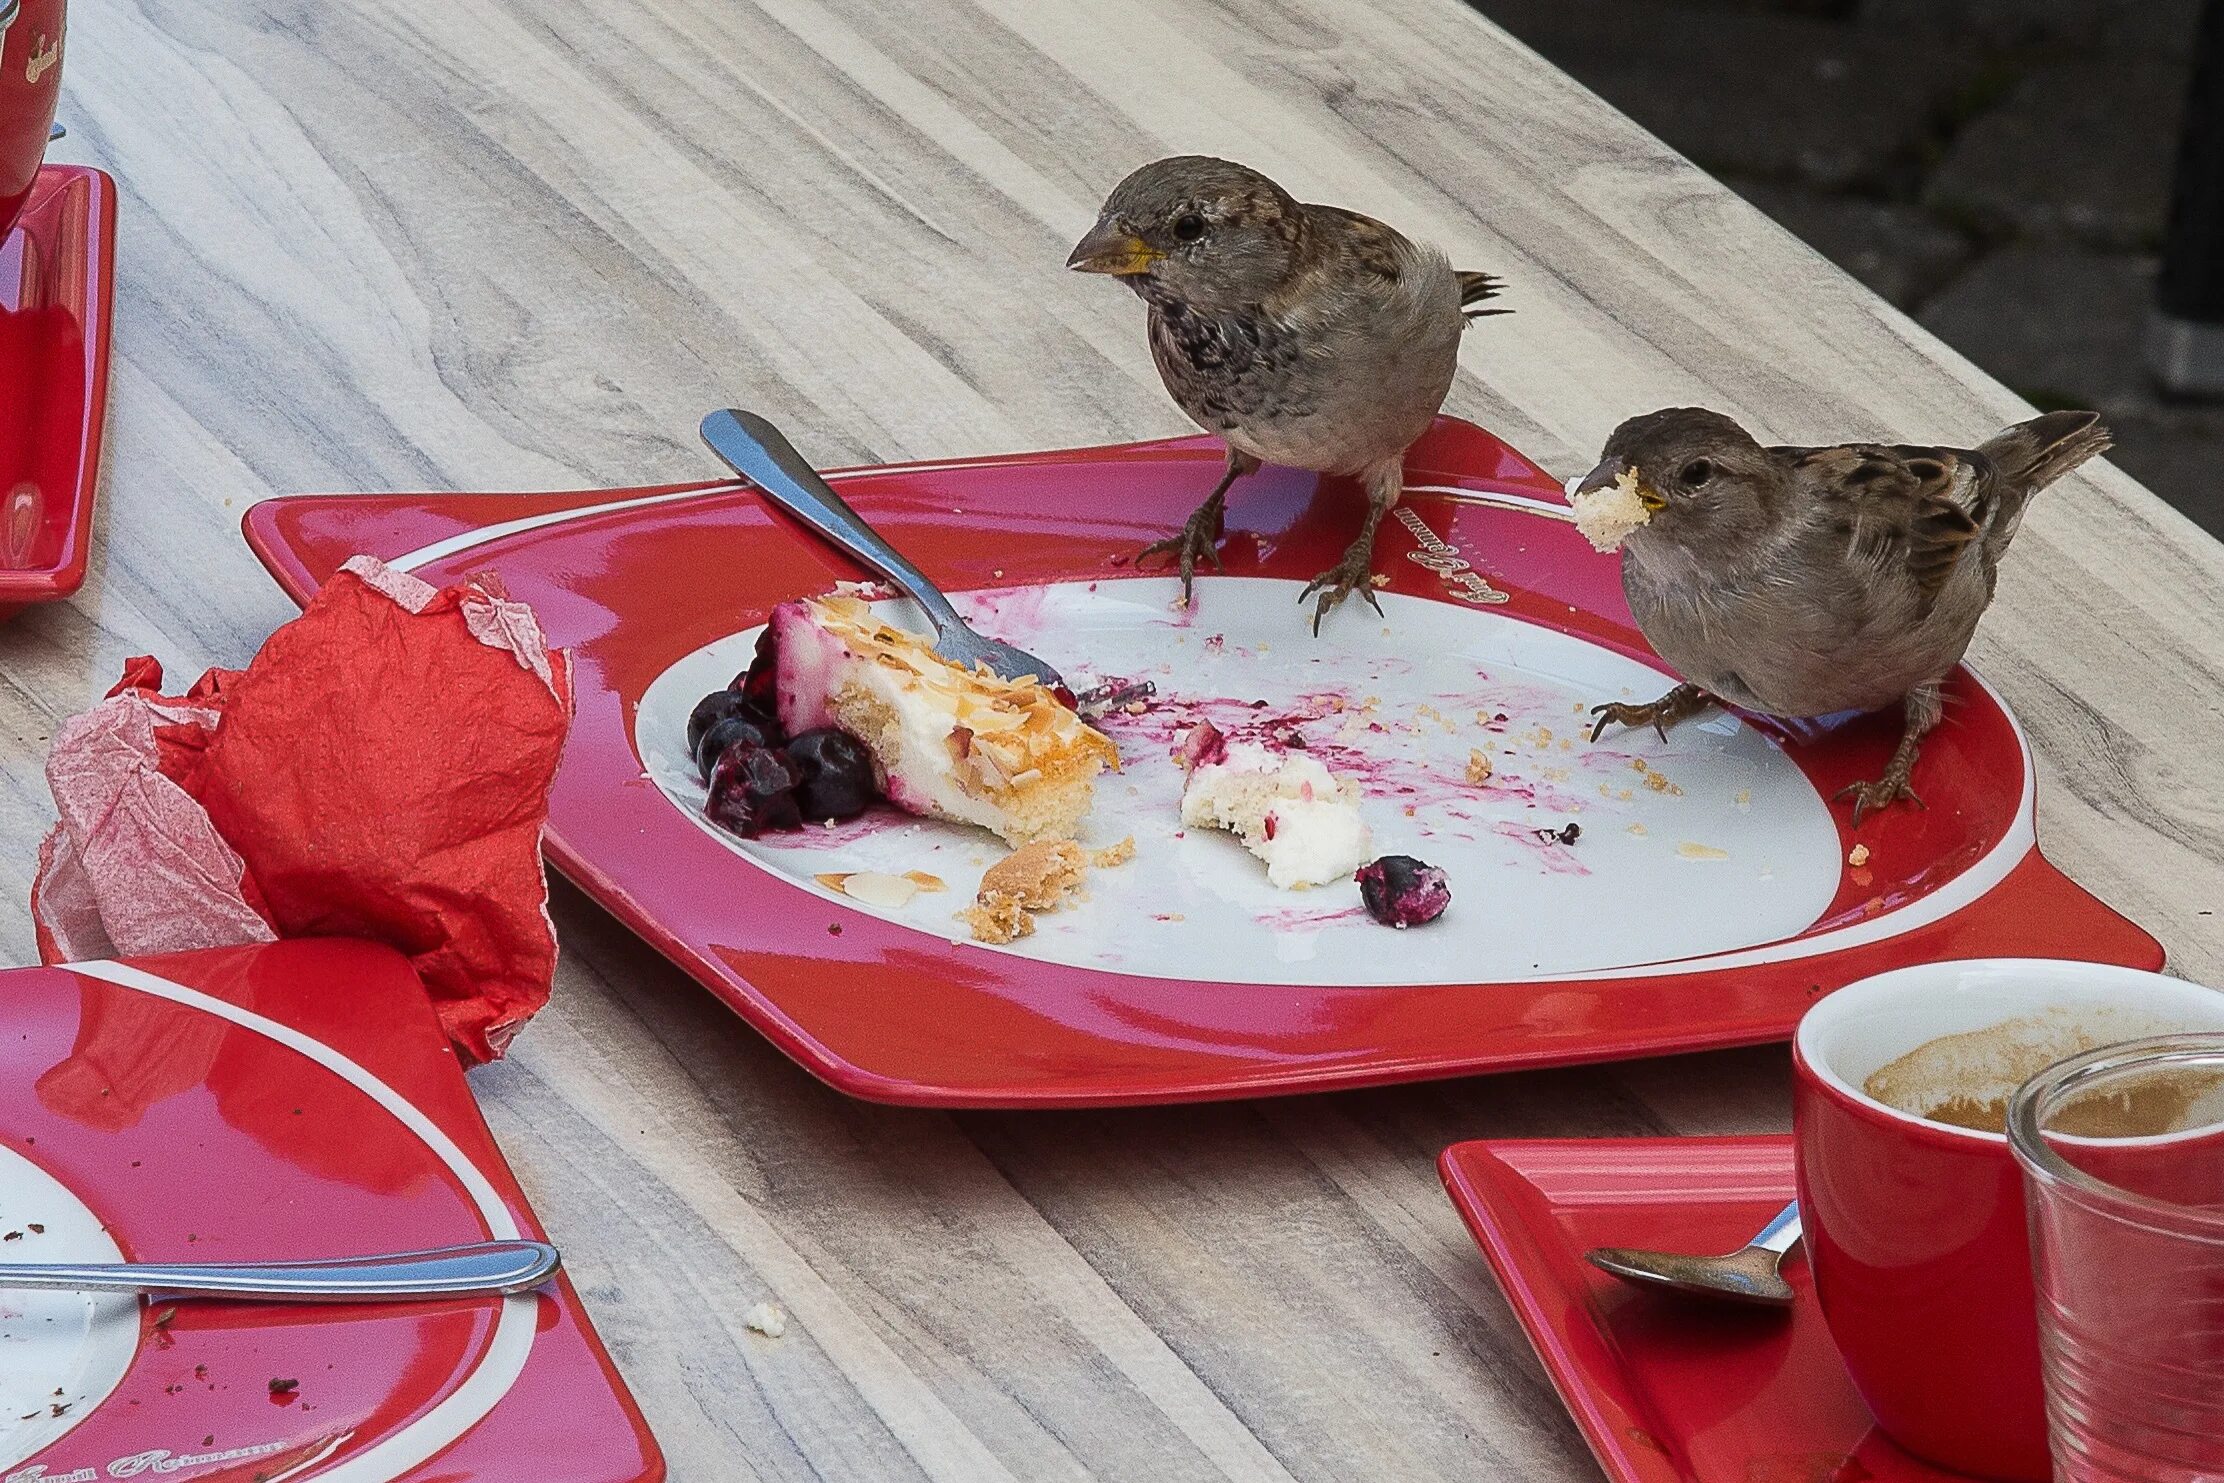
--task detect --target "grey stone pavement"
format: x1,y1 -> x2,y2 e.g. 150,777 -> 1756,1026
1472,0 -> 2224,537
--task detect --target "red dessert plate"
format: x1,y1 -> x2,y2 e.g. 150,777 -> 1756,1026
1439,1135 -> 1970,1483
0,939 -> 662,1482
242,416 -> 2160,1107
0,164 -> 113,622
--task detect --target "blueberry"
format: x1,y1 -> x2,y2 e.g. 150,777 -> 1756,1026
732,627 -> 780,723
688,690 -> 754,757
704,744 -> 804,838
784,728 -> 879,822
696,714 -> 777,784
1355,855 -> 1451,928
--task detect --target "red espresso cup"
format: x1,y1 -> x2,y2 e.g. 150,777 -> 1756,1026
0,0 -> 65,242
1791,958 -> 2224,1481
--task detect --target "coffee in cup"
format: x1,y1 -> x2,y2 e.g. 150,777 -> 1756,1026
1793,959 -> 2224,1481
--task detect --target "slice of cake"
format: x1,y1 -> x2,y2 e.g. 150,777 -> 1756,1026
770,593 -> 1117,845
1176,721 -> 1371,889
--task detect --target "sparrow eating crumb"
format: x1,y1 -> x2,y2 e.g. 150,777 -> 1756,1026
1578,406 -> 2111,823
1069,155 -> 1506,631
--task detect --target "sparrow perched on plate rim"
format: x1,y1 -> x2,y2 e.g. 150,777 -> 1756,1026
1576,405 -> 2111,824
1069,155 -> 1507,632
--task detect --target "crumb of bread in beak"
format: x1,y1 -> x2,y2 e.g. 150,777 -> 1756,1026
744,1302 -> 787,1338
1570,469 -> 1654,552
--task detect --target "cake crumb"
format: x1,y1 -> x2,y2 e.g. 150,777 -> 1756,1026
964,840 -> 1089,943
1627,822 -> 1647,836
1735,789 -> 1752,810
1466,749 -> 1494,785
1677,842 -> 1730,861
905,871 -> 948,893
1847,843 -> 1870,867
1092,836 -> 1137,869
743,1302 -> 787,1339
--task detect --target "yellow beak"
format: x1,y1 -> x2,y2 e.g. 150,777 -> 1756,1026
1067,223 -> 1160,276
1575,460 -> 1669,512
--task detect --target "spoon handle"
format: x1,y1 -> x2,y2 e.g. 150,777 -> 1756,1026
0,1240 -> 560,1302
1748,1200 -> 1803,1255
700,409 -> 965,634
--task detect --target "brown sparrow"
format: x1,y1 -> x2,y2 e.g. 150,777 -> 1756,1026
1578,406 -> 2111,823
1069,156 -> 1505,631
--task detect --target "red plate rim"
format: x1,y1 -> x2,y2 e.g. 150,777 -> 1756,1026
240,419 -> 2164,1107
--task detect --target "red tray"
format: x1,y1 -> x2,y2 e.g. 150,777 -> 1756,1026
1438,1135 -> 1968,1483
241,416 -> 2161,1108
0,164 -> 113,621
0,940 -> 663,1481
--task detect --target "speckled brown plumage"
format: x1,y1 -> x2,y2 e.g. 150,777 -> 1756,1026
1580,406 -> 2113,822
1070,156 -> 1505,630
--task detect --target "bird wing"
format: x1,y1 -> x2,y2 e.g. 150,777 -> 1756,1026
1303,206 -> 1413,288
1777,443 -> 1992,607
1302,206 -> 1509,318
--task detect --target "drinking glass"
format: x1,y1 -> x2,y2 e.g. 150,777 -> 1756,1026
2008,1032 -> 2224,1483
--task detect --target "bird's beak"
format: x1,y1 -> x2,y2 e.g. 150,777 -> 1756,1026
1572,459 -> 1668,512
1067,220 -> 1159,276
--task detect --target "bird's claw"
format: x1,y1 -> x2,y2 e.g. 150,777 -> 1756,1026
1588,701 -> 1674,745
1299,555 -> 1382,635
1137,511 -> 1226,606
1835,773 -> 1926,828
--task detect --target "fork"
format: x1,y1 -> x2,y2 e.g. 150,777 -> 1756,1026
700,409 -> 1156,719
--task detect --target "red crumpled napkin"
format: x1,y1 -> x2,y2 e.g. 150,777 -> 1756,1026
32,556 -> 573,1062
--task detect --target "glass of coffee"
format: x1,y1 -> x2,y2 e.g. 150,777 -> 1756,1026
2008,1033 -> 2224,1483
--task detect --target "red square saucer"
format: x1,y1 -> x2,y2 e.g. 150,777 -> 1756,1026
0,164 -> 114,622
1439,1135 -> 1968,1483
240,418 -> 2160,1107
0,939 -> 662,1481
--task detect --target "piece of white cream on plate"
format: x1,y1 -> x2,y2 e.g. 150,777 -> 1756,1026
1177,726 -> 1372,889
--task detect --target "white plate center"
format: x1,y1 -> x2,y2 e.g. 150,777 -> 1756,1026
637,577 -> 1842,984
0,1144 -> 136,1469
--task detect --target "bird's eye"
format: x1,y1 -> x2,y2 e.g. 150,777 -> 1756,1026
1678,458 -> 1714,487
1172,213 -> 1206,242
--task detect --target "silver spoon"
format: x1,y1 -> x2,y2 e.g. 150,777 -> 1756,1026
0,1239 -> 560,1302
1584,1200 -> 1801,1307
700,408 -> 1070,693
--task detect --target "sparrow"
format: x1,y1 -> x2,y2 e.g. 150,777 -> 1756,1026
1068,155 -> 1506,631
1578,406 -> 2112,823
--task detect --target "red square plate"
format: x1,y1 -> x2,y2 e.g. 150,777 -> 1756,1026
241,416 -> 2160,1107
1438,1135 -> 1967,1483
0,939 -> 663,1481
0,164 -> 113,622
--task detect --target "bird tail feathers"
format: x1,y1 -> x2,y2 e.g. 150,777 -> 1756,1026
1456,270 -> 1509,320
1974,409 -> 2110,556
1979,410 -> 2112,494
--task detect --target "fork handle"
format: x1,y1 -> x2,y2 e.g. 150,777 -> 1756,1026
0,1240 -> 560,1302
701,410 -> 966,634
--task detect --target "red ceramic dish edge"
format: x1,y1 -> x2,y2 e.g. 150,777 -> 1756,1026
0,164 -> 114,618
1439,1140 -> 1690,1483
